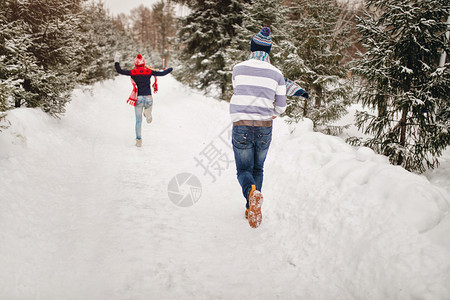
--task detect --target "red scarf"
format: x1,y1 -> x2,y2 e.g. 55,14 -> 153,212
126,66 -> 158,107
127,78 -> 138,106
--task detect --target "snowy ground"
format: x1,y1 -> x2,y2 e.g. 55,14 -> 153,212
0,75 -> 449,299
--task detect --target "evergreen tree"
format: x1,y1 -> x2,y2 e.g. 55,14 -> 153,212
230,0 -> 289,63
0,0 -> 85,115
0,0 -> 30,110
350,0 -> 450,173
173,0 -> 249,99
283,0 -> 353,133
75,1 -> 135,84
223,0 -> 292,100
0,0 -> 138,116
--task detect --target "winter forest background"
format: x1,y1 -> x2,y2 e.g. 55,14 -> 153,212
0,0 -> 449,174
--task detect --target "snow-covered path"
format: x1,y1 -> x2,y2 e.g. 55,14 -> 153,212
1,75 -> 449,299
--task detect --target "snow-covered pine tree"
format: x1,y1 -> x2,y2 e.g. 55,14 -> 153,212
350,0 -> 450,173
224,0 -> 288,101
1,0 -> 137,116
173,0 -> 250,99
0,0 -> 31,110
75,1 -> 135,84
230,0 -> 289,64
283,0 -> 353,134
0,0 -> 85,115
223,0 -> 293,100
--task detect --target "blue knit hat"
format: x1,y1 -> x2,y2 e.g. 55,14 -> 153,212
250,27 -> 272,53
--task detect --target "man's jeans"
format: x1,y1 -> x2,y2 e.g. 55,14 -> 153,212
135,95 -> 153,140
232,125 -> 272,209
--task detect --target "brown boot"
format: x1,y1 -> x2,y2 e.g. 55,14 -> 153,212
248,185 -> 263,228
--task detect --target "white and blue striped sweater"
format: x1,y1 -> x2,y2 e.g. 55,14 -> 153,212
230,52 -> 286,122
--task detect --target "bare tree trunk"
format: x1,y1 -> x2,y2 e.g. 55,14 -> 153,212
315,86 -> 322,107
303,98 -> 309,117
439,14 -> 450,67
397,106 -> 408,165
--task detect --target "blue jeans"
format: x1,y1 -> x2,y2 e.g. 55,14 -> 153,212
232,125 -> 272,209
135,95 -> 153,140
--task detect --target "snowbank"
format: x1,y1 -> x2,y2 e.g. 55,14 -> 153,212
270,119 -> 450,233
264,119 -> 450,299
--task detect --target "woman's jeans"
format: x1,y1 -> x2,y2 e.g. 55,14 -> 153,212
232,125 -> 272,209
135,95 -> 153,140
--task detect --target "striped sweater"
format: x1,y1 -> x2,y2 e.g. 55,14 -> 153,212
230,51 -> 286,122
